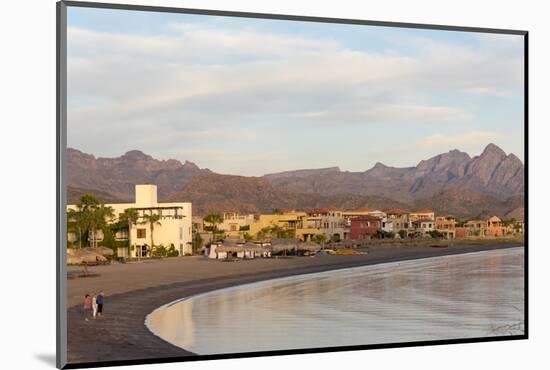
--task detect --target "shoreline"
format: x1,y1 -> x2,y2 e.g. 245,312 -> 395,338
67,241 -> 523,365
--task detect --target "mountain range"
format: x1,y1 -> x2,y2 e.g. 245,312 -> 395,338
67,143 -> 524,219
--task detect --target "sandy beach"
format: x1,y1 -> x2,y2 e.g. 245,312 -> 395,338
66,241 -> 523,366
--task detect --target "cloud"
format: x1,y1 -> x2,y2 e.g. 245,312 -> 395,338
416,131 -> 502,150
66,19 -> 523,173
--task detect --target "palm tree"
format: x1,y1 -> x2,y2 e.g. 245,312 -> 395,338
89,205 -> 114,248
67,195 -> 114,249
192,232 -> 203,255
67,208 -> 86,248
204,213 -> 224,243
142,213 -> 162,255
119,208 -> 138,252
69,195 -> 100,248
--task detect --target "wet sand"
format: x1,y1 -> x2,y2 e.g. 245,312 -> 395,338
66,242 -> 523,366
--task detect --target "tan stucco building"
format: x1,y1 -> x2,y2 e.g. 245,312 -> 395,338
68,184 -> 193,257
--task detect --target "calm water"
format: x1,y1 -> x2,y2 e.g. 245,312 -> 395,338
146,247 -> 525,355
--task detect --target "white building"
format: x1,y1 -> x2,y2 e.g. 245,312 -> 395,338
68,184 -> 193,258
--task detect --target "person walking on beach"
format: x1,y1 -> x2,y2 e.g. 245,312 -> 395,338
83,294 -> 92,321
92,292 -> 98,319
97,291 -> 104,317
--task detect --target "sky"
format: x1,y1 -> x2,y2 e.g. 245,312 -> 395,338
67,7 -> 525,176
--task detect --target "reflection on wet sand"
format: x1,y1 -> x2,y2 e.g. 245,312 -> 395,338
146,299 -> 195,350
146,247 -> 524,355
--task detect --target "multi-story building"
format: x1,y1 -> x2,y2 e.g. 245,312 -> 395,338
384,208 -> 411,234
463,219 -> 487,237
486,216 -> 505,237
295,213 -> 325,242
249,211 -> 302,237
202,212 -> 256,238
435,216 -> 456,239
68,184 -> 193,258
307,208 -> 346,241
412,218 -> 435,235
220,212 -> 255,234
462,216 -> 505,238
457,216 -> 510,238
349,216 -> 383,240
409,208 -> 435,222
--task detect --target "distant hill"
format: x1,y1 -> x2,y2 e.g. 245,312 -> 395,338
167,173 -> 409,216
67,186 -> 127,204
265,144 -> 524,202
66,143 -> 524,219
67,148 -> 209,201
412,188 -> 524,220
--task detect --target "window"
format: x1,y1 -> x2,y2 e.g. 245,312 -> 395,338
137,228 -> 146,239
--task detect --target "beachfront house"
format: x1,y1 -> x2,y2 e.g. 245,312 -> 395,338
249,212 -> 301,237
349,216 -> 383,240
218,212 -> 256,237
384,208 -> 411,234
487,216 -> 505,237
435,216 -> 456,239
201,212 -> 256,239
295,213 -> 325,242
412,218 -> 435,236
307,208 -> 346,241
343,208 -> 383,239
409,208 -> 435,222
464,219 -> 487,237
67,184 -> 193,258
504,219 -> 524,236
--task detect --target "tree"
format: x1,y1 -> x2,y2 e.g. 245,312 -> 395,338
204,213 -> 224,243
428,230 -> 445,239
141,213 -> 162,253
398,230 -> 407,239
192,232 -> 203,254
67,208 -> 86,248
312,234 -> 328,245
67,195 -> 113,248
272,208 -> 283,215
118,208 -> 138,252
119,208 -> 139,230
88,205 -> 114,248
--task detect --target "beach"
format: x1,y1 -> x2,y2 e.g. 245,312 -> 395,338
67,241 -> 523,365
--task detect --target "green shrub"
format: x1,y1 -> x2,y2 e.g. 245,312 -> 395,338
167,244 -> 179,257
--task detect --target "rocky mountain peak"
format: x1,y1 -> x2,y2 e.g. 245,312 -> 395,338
182,160 -> 200,170
121,150 -> 152,160
480,143 -> 506,160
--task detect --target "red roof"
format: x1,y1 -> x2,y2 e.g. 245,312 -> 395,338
349,207 -> 373,213
308,207 -> 342,215
412,208 -> 434,213
412,218 -> 434,224
351,216 -> 383,222
384,208 -> 409,214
